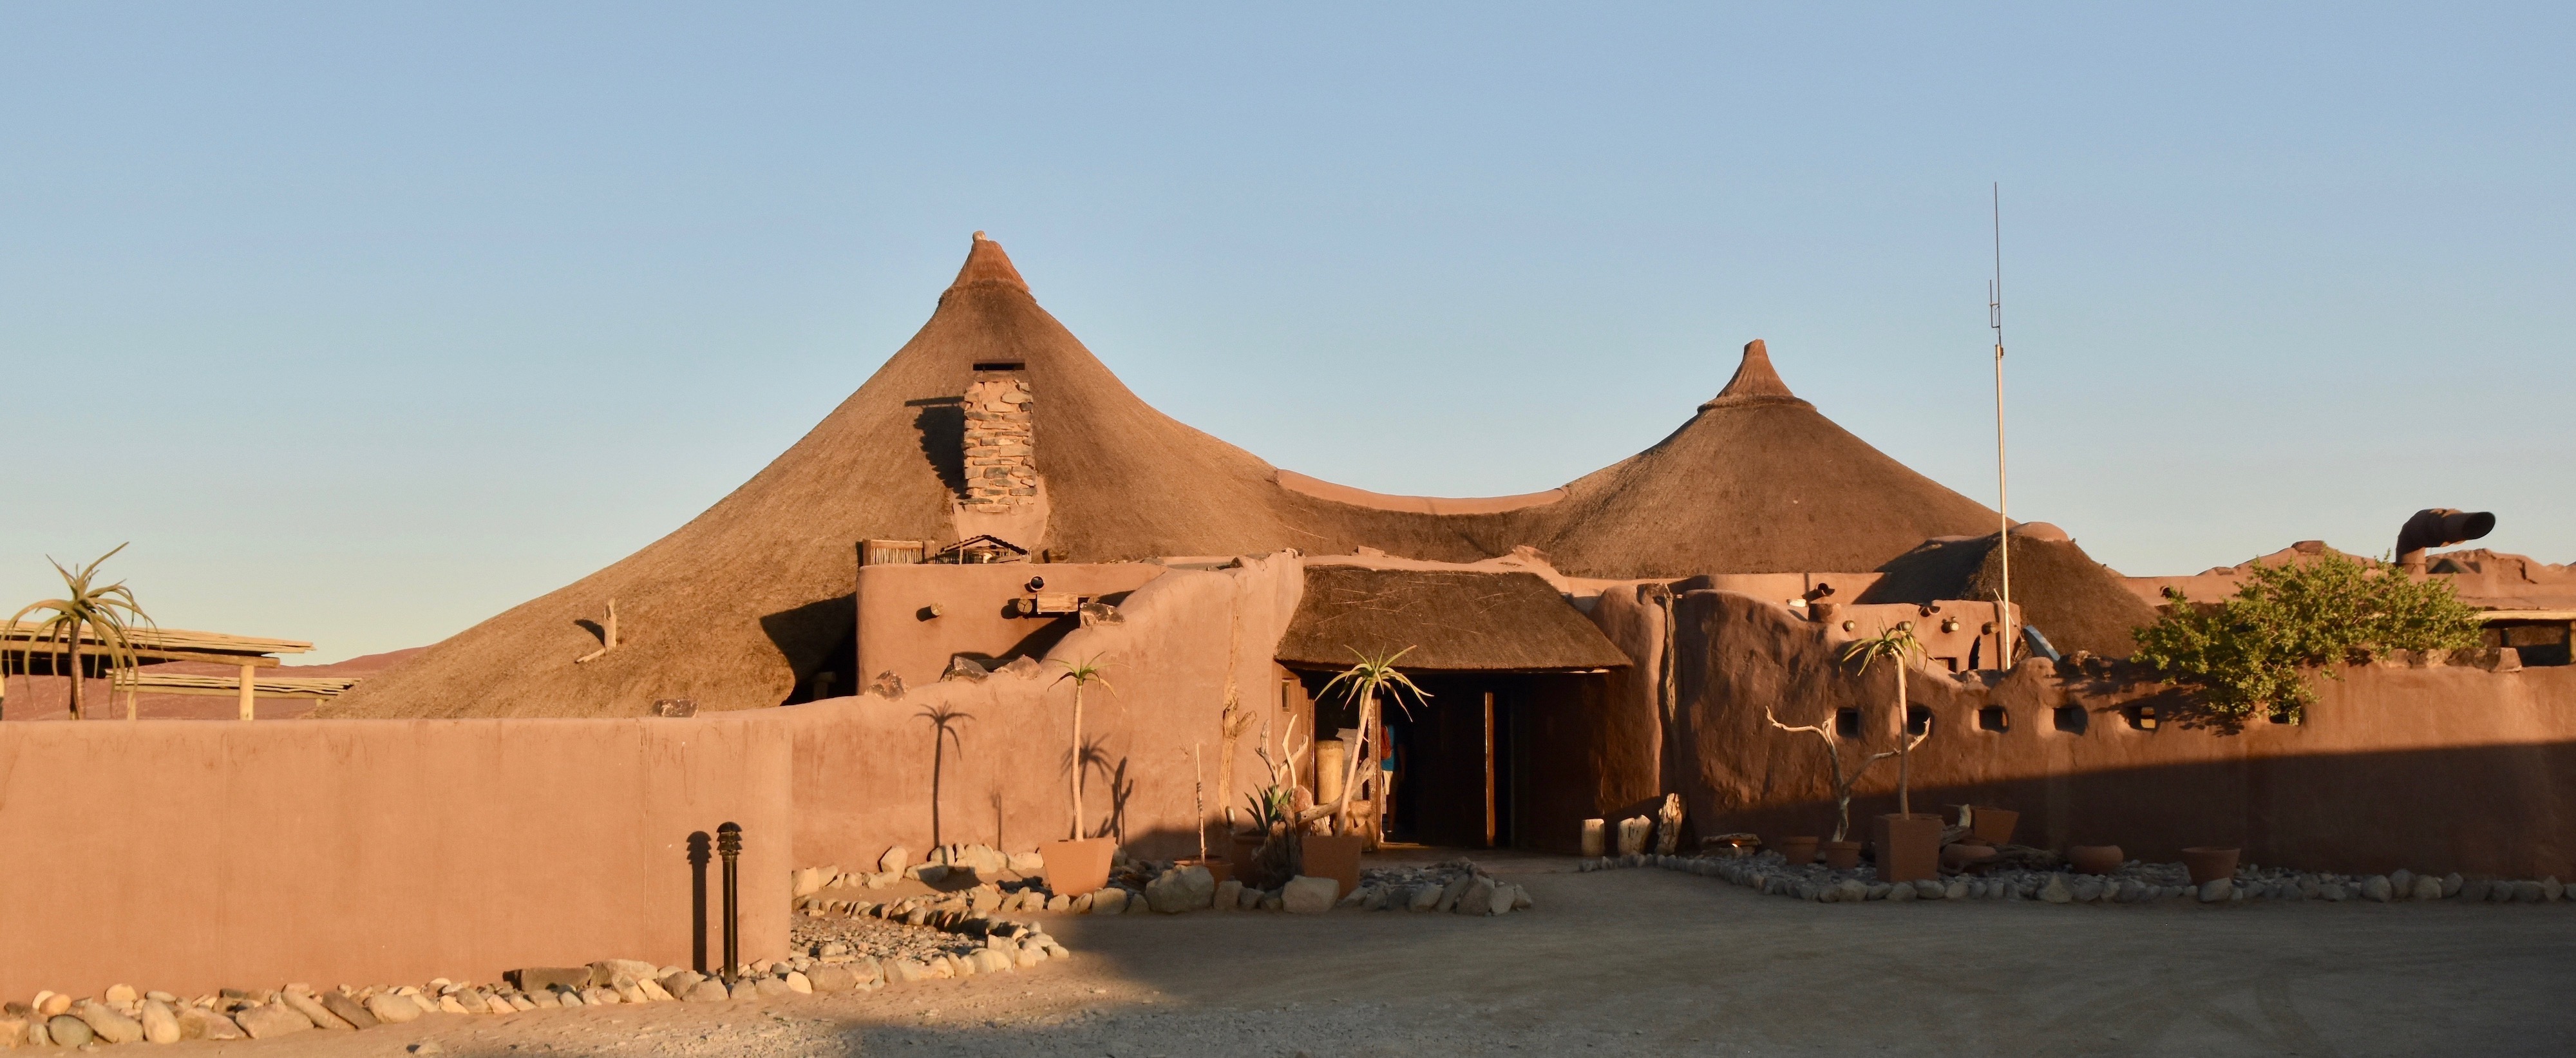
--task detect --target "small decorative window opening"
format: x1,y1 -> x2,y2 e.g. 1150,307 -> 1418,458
1833,708 -> 1862,739
2127,704 -> 2159,730
2052,704 -> 2088,734
1978,705 -> 2009,732
1906,704 -> 1933,736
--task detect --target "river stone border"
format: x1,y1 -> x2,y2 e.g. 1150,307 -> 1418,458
1582,851 -> 2570,906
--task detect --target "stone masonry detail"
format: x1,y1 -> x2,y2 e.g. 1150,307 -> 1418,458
961,373 -> 1037,512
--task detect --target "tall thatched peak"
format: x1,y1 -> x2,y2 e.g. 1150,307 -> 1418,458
1700,339 -> 1803,409
945,231 -> 1029,295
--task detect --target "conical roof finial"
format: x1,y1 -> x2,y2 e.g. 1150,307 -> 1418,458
1700,339 -> 1799,410
947,231 -> 1028,293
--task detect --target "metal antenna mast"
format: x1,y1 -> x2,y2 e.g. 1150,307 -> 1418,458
1988,183 -> 2014,668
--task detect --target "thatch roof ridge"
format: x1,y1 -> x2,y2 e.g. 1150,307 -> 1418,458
1700,338 -> 1802,408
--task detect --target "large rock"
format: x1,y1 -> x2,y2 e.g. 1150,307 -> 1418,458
2360,875 -> 2392,902
2198,878 -> 2233,903
1282,875 -> 1341,914
1455,876 -> 1497,915
795,866 -> 826,897
73,1001 -> 146,1044
880,846 -> 911,873
1434,875 -> 1474,912
685,980 -> 730,1003
2038,876 -> 2073,903
806,965 -> 857,993
886,959 -> 931,984
2388,868 -> 2415,896
2411,874 -> 2445,902
365,992 -> 423,1025
46,1015 -> 95,1048
234,1003 -> 313,1039
1008,851 -> 1045,874
319,990 -> 380,1028
1089,887 -> 1131,914
177,1006 -> 245,1040
140,999 -> 182,1044
1146,866 -> 1218,913
1214,878 -> 1244,911
591,959 -> 659,986
966,949 -> 1014,974
280,985 -> 353,1030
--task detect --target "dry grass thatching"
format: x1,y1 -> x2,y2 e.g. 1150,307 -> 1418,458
330,239 -> 2001,718
1274,566 -> 1631,673
1861,531 -> 2160,659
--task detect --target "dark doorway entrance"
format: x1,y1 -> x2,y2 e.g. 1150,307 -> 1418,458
1303,670 -> 1532,848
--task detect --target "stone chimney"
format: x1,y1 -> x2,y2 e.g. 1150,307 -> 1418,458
961,368 -> 1036,513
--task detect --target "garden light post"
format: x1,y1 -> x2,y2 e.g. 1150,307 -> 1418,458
717,822 -> 741,983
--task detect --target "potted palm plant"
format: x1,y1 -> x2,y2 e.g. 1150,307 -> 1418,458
1039,655 -> 1117,896
1844,624 -> 1940,882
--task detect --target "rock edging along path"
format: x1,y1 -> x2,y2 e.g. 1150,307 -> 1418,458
1583,851 -> 2572,907
4,915 -> 1074,1049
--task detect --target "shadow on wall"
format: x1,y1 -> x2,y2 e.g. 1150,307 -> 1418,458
922,703 -> 972,848
1709,739 -> 2576,878
765,596 -> 858,706
687,831 -> 712,974
910,398 -> 969,500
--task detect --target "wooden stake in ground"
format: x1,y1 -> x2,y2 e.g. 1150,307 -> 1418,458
575,599 -> 620,664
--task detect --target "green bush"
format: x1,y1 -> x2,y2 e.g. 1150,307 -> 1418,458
2134,549 -> 2483,723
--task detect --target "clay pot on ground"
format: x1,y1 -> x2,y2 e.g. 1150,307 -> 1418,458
2182,847 -> 2241,885
1301,833 -> 1365,901
1821,841 -> 1863,871
1940,843 -> 1998,871
1969,807 -> 2020,846
1873,814 -> 1944,883
1177,856 -> 1231,886
1774,836 -> 1821,865
2068,845 -> 2124,875
1040,838 -> 1115,896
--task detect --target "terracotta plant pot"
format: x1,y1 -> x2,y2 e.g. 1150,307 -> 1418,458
2068,845 -> 2124,875
1969,807 -> 2020,846
1300,833 -> 1365,902
1774,836 -> 1821,865
1940,843 -> 1998,871
1821,840 -> 1863,871
1873,814 -> 1944,883
1176,856 -> 1231,886
2181,846 -> 2240,885
1039,837 -> 1115,896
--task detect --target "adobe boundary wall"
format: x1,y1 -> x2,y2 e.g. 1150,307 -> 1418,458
1583,589 -> 2576,878
791,554 -> 1306,869
0,716 -> 793,1000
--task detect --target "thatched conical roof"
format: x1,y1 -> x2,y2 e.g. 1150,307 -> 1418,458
1861,525 -> 2159,658
331,240 -> 2005,717
1515,340 -> 2000,577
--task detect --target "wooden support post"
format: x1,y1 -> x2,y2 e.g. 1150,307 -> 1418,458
238,663 -> 256,721
1482,690 -> 1497,847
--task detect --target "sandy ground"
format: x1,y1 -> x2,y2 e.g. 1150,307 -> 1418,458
149,851 -> 2576,1057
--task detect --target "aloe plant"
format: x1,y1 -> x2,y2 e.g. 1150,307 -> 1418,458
6,543 -> 158,721
1307,647 -> 1430,834
1841,623 -> 1931,816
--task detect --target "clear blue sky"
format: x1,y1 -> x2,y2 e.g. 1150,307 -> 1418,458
5,5 -> 2568,661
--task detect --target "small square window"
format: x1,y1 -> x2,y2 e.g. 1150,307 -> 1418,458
1906,705 -> 1933,736
1978,706 -> 2009,732
2128,705 -> 2158,731
2053,705 -> 2088,734
1834,708 -> 1862,739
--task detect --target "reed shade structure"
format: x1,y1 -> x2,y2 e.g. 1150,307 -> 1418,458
1861,530 -> 2160,659
330,234 -> 1998,719
3,623 -> 314,721
110,672 -> 362,700
1273,567 -> 1630,673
